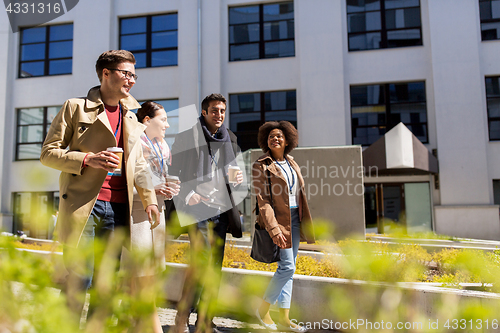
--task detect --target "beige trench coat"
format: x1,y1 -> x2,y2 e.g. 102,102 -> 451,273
252,153 -> 315,249
40,86 -> 157,248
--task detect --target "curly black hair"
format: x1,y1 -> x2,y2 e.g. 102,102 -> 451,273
257,121 -> 298,155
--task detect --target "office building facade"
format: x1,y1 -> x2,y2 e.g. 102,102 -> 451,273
0,0 -> 499,240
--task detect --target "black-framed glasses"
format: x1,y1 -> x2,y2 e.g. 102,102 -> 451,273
106,68 -> 138,81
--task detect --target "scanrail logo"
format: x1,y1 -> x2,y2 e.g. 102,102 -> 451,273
4,0 -> 79,33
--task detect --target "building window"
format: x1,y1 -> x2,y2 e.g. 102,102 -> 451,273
19,23 -> 73,77
16,106 -> 59,160
154,99 -> 179,147
480,0 -> 500,40
347,0 -> 422,51
486,76 -> 500,140
494,180 -> 500,210
229,2 -> 294,61
229,90 -> 297,151
350,81 -> 427,146
120,13 -> 178,68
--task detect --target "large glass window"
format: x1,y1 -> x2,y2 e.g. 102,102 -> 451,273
229,2 -> 294,61
155,99 -> 179,147
480,0 -> 500,40
229,90 -> 296,151
351,81 -> 427,145
120,13 -> 178,68
486,76 -> 500,140
19,23 -> 73,77
16,106 -> 59,160
347,0 -> 422,51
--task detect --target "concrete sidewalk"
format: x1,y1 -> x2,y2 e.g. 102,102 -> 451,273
157,307 -> 341,333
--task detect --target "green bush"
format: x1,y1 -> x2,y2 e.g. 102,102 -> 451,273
163,239 -> 500,286
7,233 -> 500,333
2,233 -> 167,333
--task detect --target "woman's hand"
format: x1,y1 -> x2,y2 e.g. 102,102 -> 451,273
154,181 -> 180,199
272,232 -> 287,249
154,183 -> 168,196
165,181 -> 181,199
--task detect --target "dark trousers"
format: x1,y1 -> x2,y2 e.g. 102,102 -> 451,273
63,200 -> 128,322
176,205 -> 229,332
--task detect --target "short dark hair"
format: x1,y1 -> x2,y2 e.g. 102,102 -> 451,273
137,101 -> 164,123
257,121 -> 299,155
95,50 -> 136,82
201,93 -> 226,113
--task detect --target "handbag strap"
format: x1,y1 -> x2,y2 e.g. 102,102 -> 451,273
255,159 -> 272,216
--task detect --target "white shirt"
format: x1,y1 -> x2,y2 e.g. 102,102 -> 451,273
275,159 -> 299,208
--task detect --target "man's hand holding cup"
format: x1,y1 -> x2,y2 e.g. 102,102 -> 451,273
228,165 -> 243,186
85,147 -> 123,174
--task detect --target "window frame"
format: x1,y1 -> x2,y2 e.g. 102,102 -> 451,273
480,0 -> 500,41
346,0 -> 423,51
485,76 -> 500,141
229,90 -> 297,151
119,12 -> 178,68
493,179 -> 500,209
15,106 -> 58,161
228,1 -> 295,62
350,81 -> 428,146
18,23 -> 73,78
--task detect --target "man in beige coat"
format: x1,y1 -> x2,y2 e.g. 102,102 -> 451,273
40,50 -> 160,320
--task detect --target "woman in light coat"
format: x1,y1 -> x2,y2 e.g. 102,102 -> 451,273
252,121 -> 315,333
125,101 -> 180,332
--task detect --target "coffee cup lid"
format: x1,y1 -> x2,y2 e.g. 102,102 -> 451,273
107,147 -> 123,153
228,165 -> 240,169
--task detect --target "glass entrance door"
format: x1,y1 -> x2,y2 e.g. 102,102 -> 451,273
364,182 -> 432,234
381,185 -> 405,233
404,183 -> 432,233
364,185 -> 378,233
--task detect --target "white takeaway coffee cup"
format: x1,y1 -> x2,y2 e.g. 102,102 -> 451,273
106,147 -> 123,176
228,165 -> 241,183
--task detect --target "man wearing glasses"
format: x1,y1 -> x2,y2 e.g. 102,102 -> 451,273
41,50 -> 160,323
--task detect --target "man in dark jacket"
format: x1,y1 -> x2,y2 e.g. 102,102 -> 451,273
168,93 -> 246,333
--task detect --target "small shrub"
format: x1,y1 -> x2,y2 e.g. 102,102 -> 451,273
12,236 -> 500,286
165,242 -> 189,264
14,240 -> 63,252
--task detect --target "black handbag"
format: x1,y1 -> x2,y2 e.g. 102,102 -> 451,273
250,161 -> 281,263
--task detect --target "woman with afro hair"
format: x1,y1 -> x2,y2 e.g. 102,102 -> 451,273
252,121 -> 315,332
